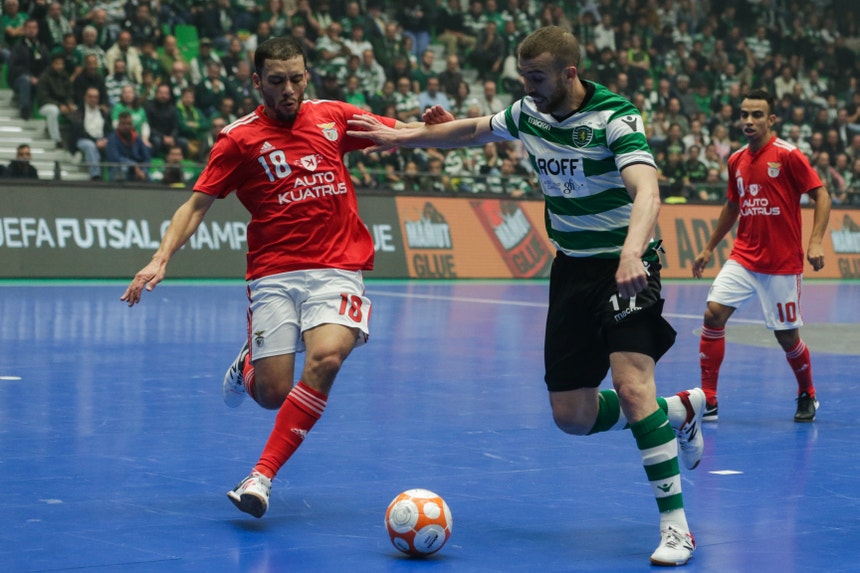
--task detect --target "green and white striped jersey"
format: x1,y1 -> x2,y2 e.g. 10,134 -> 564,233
489,81 -> 657,259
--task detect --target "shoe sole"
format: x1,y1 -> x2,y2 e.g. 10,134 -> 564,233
222,386 -> 245,408
650,555 -> 693,566
227,490 -> 267,518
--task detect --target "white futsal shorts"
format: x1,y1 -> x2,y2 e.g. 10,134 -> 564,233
246,269 -> 371,360
707,259 -> 804,330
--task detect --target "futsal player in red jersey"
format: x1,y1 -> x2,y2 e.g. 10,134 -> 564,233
122,37 -> 428,518
692,88 -> 831,423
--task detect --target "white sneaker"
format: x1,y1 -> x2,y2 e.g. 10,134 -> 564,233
650,524 -> 695,566
227,471 -> 271,518
222,341 -> 249,408
675,388 -> 705,470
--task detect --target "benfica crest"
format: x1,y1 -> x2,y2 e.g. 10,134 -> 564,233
767,162 -> 781,177
571,125 -> 593,148
318,122 -> 338,141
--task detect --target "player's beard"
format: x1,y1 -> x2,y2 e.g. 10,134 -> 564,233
531,82 -> 568,115
266,93 -> 303,123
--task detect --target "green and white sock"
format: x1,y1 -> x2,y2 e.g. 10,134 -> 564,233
587,390 -> 686,434
630,408 -> 689,530
588,390 -> 628,434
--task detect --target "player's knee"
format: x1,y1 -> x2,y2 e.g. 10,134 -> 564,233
309,351 -> 344,376
551,406 -> 592,435
774,329 -> 800,350
703,303 -> 731,327
253,376 -> 290,410
552,416 -> 591,435
302,351 -> 346,393
613,381 -> 642,406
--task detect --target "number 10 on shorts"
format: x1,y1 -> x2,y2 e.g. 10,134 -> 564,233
776,301 -> 797,323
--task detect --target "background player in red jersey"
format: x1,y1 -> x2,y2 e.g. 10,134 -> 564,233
121,37 -> 431,518
692,88 -> 832,423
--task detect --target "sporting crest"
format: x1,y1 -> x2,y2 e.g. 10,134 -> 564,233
571,125 -> 593,148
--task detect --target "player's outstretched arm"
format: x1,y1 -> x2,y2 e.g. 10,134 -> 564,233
420,105 -> 456,125
806,186 -> 831,272
368,106 -> 457,153
692,201 -> 740,278
348,113 -> 499,151
121,191 -> 217,306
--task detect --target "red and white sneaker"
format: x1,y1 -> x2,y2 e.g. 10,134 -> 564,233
222,341 -> 249,408
227,471 -> 271,518
650,525 -> 695,566
674,388 -> 705,470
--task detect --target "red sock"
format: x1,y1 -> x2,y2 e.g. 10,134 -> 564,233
785,340 -> 814,397
700,326 -> 725,405
242,353 -> 258,402
253,382 -> 327,479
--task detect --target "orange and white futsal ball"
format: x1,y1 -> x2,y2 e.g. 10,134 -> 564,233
384,489 -> 452,556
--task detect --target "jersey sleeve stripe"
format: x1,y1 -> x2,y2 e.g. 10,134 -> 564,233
503,105 -> 519,138
616,150 -> 658,170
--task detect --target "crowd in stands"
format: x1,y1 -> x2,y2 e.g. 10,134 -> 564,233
0,0 -> 858,204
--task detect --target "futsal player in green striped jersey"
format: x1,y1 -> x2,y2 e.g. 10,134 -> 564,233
349,26 -> 704,566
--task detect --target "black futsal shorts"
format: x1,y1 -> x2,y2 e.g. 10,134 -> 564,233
543,251 -> 677,392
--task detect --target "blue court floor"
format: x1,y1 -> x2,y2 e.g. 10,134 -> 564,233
1,280 -> 858,572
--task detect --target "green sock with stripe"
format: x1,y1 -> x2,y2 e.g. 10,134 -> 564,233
588,390 -> 681,434
629,408 -> 689,530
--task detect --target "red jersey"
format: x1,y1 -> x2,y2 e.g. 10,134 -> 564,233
726,135 -> 823,275
194,101 -> 395,280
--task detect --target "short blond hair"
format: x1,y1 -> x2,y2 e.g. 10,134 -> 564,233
518,26 -> 581,70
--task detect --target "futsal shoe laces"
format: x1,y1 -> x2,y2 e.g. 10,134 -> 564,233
650,525 -> 695,566
222,341 -> 249,407
675,388 -> 705,470
794,392 -> 819,423
227,471 -> 272,518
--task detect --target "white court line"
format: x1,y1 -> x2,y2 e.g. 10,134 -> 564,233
367,290 -> 546,307
367,290 -> 765,324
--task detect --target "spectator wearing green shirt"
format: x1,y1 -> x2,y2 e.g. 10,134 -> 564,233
1,0 -> 27,61
344,75 -> 370,111
176,87 -> 207,160
111,84 -> 151,148
50,32 -> 81,81
195,61 -> 235,118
